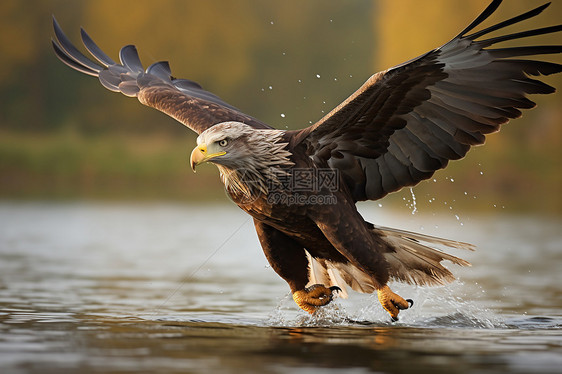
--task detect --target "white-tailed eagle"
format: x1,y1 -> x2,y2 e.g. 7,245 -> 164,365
53,0 -> 561,320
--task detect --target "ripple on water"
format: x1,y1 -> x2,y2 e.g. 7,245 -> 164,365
505,316 -> 562,330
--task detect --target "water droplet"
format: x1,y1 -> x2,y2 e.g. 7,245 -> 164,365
378,203 -> 383,208
316,74 -> 321,79
268,86 -> 273,90
280,113 -> 285,118
409,187 -> 417,215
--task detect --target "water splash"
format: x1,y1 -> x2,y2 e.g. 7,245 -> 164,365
266,283 -> 504,329
267,294 -> 351,327
358,283 -> 503,329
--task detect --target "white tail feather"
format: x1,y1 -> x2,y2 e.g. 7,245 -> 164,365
374,224 -> 473,286
306,251 -> 378,298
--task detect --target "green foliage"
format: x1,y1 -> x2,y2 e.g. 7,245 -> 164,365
0,130 -> 223,200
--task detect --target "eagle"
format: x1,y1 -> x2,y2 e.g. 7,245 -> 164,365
53,0 -> 561,321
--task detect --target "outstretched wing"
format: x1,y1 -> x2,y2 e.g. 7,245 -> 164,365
52,17 -> 271,134
293,0 -> 561,202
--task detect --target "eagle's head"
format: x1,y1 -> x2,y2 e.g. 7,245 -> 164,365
190,121 -> 294,199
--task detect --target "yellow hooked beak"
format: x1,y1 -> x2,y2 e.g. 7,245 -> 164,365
190,143 -> 226,172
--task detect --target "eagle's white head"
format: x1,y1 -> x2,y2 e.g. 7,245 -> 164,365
190,121 -> 294,199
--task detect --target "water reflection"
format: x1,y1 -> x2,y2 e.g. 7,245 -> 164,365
0,202 -> 560,373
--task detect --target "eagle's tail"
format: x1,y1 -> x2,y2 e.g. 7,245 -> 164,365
305,225 -> 473,298
374,225 -> 473,286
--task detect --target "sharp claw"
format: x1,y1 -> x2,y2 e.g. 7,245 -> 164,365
407,299 -> 414,307
395,302 -> 406,310
329,286 -> 342,293
293,285 -> 341,313
391,316 -> 399,322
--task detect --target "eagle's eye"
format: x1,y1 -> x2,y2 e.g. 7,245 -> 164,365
218,139 -> 228,147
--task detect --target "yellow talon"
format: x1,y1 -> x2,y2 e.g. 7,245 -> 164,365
293,284 -> 340,314
377,285 -> 413,321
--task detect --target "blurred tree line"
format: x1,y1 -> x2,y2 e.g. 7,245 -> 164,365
0,0 -> 561,212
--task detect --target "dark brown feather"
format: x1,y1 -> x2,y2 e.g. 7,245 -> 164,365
294,1 -> 561,201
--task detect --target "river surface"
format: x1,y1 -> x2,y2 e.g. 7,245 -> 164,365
0,202 -> 560,373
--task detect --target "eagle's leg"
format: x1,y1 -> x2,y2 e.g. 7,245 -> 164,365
377,285 -> 414,321
292,284 -> 341,314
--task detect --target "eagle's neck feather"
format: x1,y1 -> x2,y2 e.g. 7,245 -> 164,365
218,130 -> 294,200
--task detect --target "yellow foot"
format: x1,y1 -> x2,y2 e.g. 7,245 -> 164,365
377,285 -> 414,321
292,284 -> 341,314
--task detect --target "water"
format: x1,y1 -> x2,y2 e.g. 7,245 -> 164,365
0,202 -> 560,373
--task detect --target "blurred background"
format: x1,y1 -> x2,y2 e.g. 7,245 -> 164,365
1,0 -> 561,213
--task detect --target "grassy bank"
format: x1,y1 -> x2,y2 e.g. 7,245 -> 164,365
1,130 -> 560,214
0,130 -> 225,201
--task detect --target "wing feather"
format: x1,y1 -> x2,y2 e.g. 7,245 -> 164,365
52,17 -> 270,134
80,27 -> 116,66
293,1 -> 561,201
